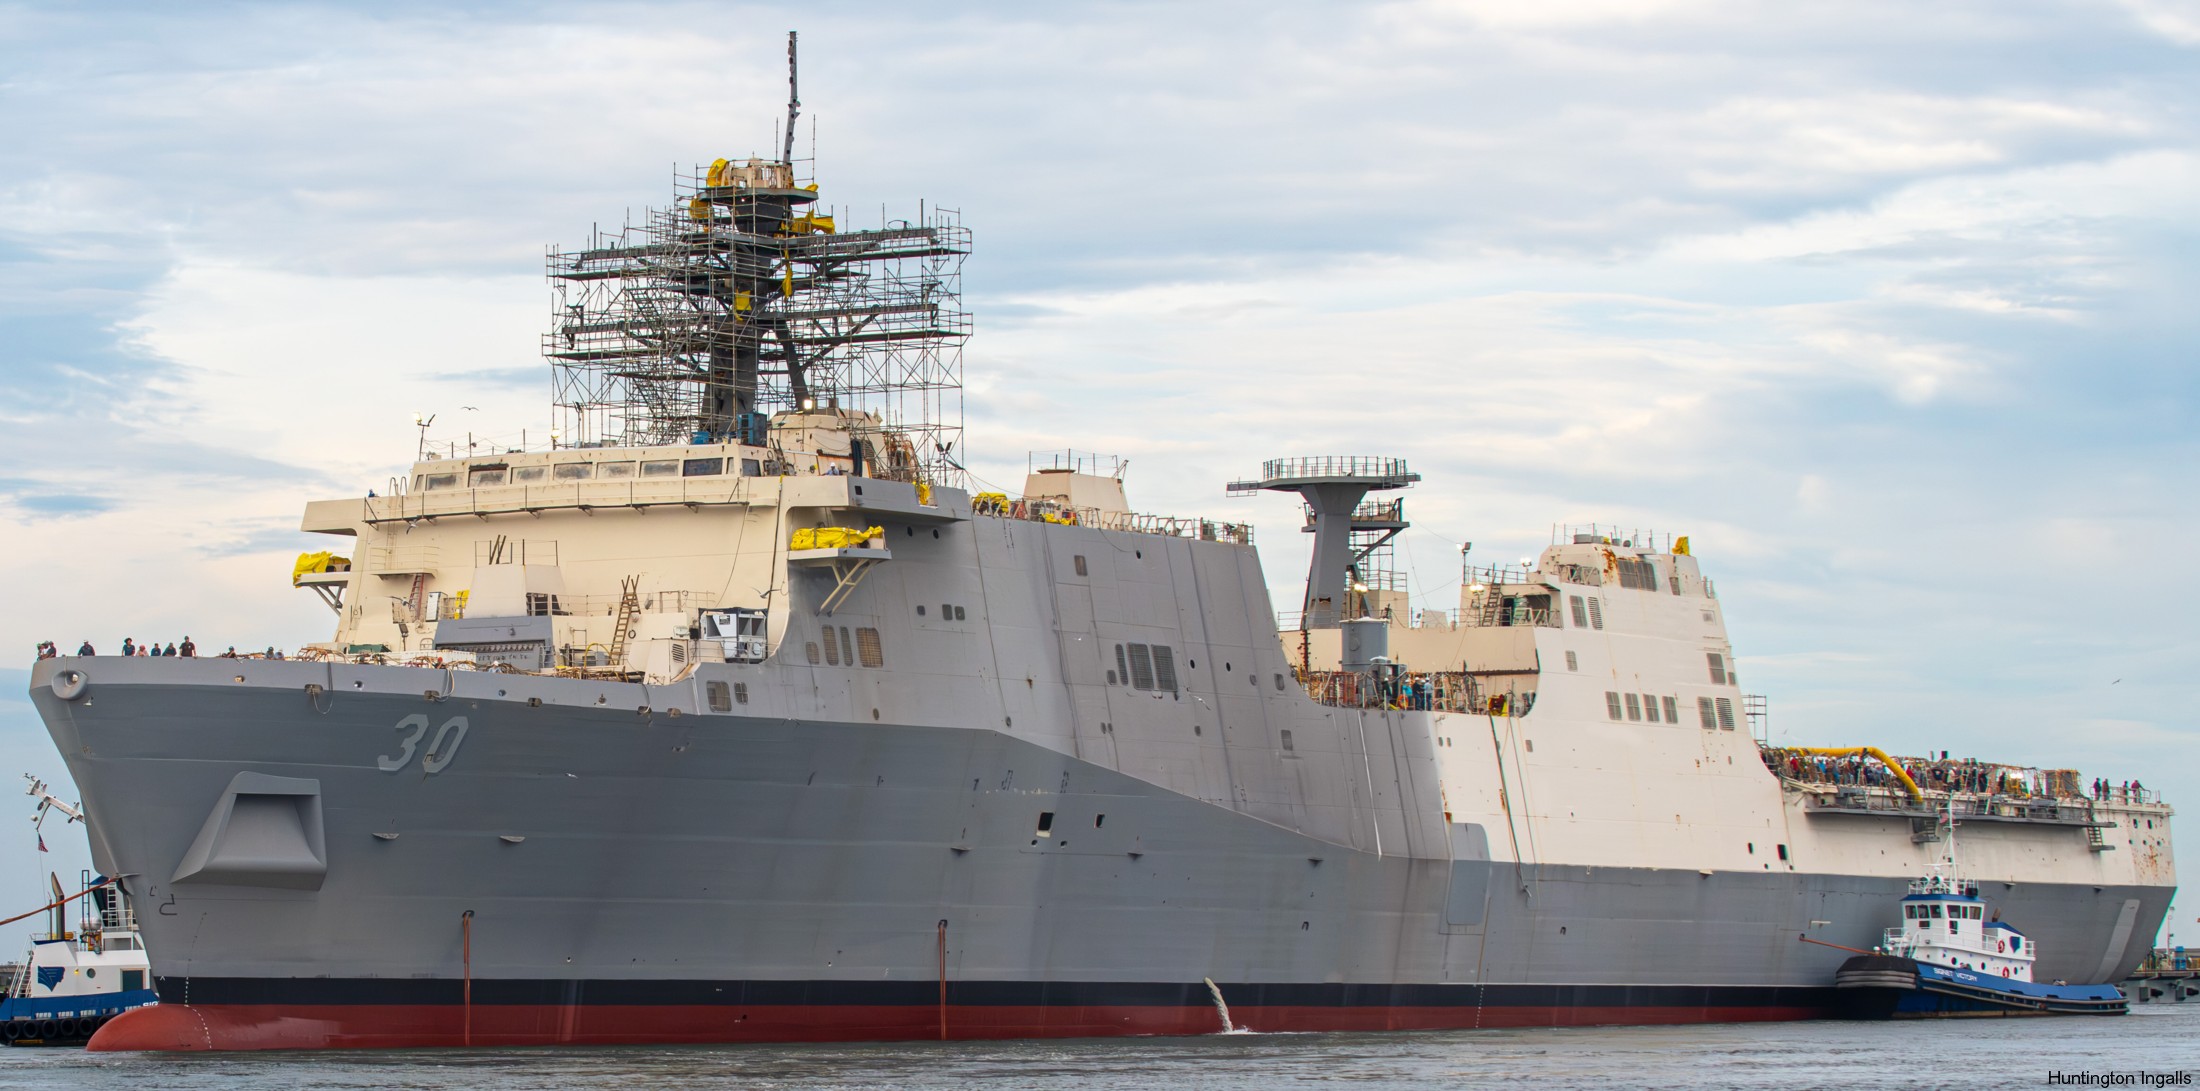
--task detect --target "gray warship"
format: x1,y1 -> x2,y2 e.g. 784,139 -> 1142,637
33,42 -> 2175,1050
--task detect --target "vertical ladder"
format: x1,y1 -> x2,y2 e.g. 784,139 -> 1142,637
606,576 -> 641,670
406,573 -> 428,621
2085,803 -> 2115,852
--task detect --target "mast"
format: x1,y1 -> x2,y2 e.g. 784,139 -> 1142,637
783,31 -> 800,168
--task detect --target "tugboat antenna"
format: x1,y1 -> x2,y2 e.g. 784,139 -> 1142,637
782,30 -> 800,168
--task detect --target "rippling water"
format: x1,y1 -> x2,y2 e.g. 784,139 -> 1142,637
8,1004 -> 2199,1090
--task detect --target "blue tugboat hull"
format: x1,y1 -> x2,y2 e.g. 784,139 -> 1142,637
1835,955 -> 2125,1018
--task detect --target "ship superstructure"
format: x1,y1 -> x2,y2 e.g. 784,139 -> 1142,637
31,43 -> 2176,1051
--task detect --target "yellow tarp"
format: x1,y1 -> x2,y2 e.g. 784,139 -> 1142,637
973,492 -> 1009,513
291,551 -> 350,586
791,525 -> 885,551
706,157 -> 731,187
1674,536 -> 1691,556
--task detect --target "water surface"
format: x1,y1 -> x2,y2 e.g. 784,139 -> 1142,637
8,1004 -> 2197,1089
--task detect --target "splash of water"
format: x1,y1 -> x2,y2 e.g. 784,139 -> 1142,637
1202,977 -> 1252,1034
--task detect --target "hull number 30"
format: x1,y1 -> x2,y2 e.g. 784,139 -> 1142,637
379,714 -> 469,774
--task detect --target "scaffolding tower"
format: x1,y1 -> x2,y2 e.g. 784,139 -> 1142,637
544,37 -> 969,481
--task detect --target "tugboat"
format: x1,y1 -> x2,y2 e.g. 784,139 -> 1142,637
1833,805 -> 2127,1017
0,778 -> 157,1045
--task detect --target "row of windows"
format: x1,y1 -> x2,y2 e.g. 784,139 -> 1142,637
1613,557 -> 1658,591
1567,595 -> 1604,630
805,626 -> 885,669
420,456 -> 767,491
1602,692 -> 1736,730
1605,691 -> 1680,723
1905,903 -> 1984,921
1110,643 -> 1179,692
917,603 -> 968,621
704,680 -> 750,711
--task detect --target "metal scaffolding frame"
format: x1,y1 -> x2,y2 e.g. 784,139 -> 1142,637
545,161 -> 970,483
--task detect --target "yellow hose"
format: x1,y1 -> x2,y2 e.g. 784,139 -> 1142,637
1782,746 -> 1925,804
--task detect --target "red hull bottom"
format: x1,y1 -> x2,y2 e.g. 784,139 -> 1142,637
89,1000 -> 1831,1052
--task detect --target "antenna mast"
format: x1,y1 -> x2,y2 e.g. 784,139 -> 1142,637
782,31 -> 800,167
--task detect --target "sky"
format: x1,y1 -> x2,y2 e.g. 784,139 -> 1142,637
1,0 -> 2197,951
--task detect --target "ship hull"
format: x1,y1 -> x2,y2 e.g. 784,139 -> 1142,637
91,983 -> 1838,1050
35,659 -> 2173,1051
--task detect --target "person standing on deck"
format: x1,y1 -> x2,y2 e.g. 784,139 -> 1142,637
179,637 -> 196,657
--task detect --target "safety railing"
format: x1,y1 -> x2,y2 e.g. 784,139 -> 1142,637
1256,455 -> 1412,481
969,497 -> 1254,545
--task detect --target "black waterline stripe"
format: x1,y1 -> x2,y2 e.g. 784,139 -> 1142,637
161,977 -> 1839,1010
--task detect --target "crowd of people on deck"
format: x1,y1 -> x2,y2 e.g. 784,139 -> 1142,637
2092,777 -> 2148,803
35,638 -> 290,661
1770,748 -> 2149,803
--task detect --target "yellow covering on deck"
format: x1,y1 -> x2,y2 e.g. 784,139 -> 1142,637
1785,746 -> 1924,803
291,551 -> 350,586
790,525 -> 884,551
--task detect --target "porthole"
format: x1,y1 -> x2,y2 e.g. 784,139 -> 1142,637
932,529 -> 941,539
916,605 -> 927,616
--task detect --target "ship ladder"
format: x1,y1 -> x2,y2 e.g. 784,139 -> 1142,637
605,575 -> 642,670
2085,805 -> 2114,853
406,573 -> 428,624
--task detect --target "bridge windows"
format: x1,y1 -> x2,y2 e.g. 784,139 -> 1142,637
1715,697 -> 1737,730
1641,694 -> 1660,722
1615,557 -> 1658,590
1570,596 -> 1588,628
1107,643 -> 1180,693
1565,651 -> 1578,671
640,459 -> 679,477
1606,692 -> 1623,720
1661,696 -> 1678,722
1698,697 -> 1718,730
1625,693 -> 1642,721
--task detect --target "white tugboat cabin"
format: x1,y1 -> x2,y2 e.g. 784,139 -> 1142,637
1884,873 -> 2035,983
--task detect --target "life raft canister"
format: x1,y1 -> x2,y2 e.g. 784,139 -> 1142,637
1997,940 -> 2006,952
2001,967 -> 2011,977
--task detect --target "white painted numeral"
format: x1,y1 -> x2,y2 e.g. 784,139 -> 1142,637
379,714 -> 469,774
422,717 -> 470,773
378,714 -> 430,771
